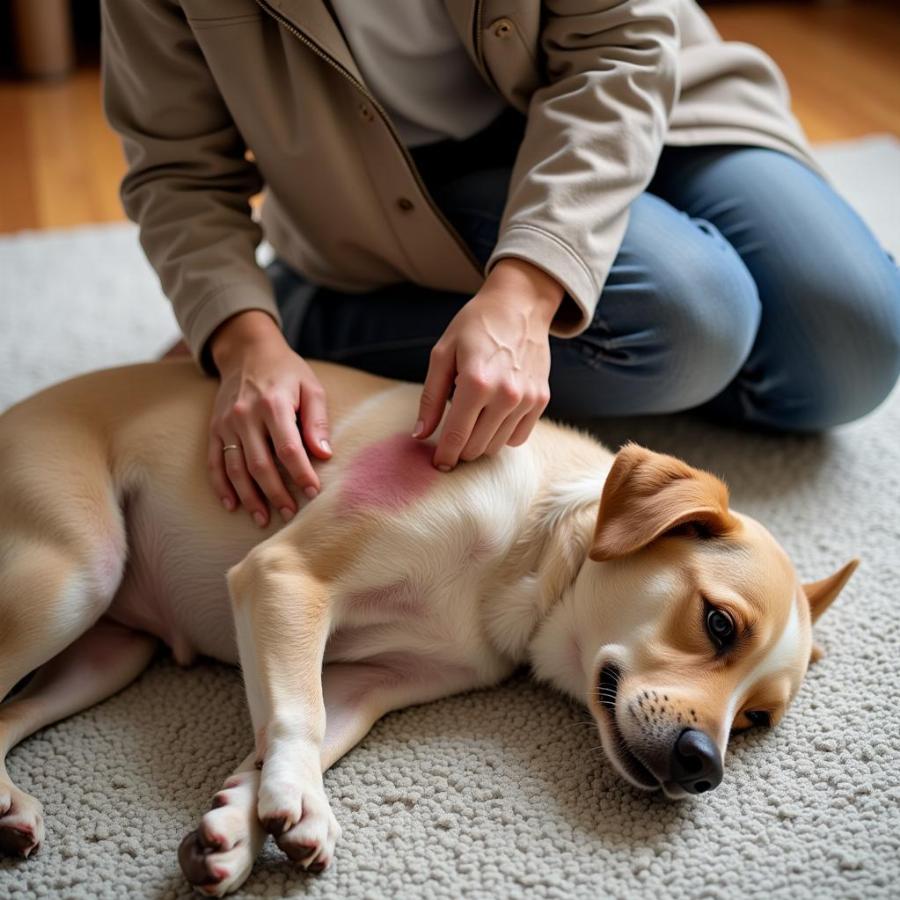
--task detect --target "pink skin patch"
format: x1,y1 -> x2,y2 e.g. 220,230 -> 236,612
340,432 -> 439,512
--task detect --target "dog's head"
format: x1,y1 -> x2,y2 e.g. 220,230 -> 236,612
578,443 -> 856,798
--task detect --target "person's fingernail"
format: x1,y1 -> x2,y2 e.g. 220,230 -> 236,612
222,497 -> 235,511
305,486 -> 319,500
436,463 -> 452,473
319,438 -> 332,454
280,506 -> 294,522
412,420 -> 424,438
253,511 -> 267,527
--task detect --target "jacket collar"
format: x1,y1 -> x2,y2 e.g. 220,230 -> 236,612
262,0 -> 365,83
263,0 -> 484,89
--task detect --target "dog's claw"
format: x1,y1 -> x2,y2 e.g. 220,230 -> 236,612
279,840 -> 318,863
264,795 -> 341,873
257,765 -> 341,872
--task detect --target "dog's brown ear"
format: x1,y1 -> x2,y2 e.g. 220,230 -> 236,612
590,443 -> 738,562
803,558 -> 859,624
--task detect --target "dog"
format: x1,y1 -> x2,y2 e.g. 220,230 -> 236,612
0,358 -> 856,895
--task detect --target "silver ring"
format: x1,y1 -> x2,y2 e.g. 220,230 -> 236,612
222,444 -> 240,453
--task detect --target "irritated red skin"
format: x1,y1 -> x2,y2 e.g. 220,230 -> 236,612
339,432 -> 439,512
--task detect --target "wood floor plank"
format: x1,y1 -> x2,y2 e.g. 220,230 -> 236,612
0,84 -> 39,233
710,1 -> 900,141
77,71 -> 128,223
26,70 -> 126,228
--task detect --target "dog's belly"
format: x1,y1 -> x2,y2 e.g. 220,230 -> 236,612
108,499 -> 251,666
109,561 -> 237,666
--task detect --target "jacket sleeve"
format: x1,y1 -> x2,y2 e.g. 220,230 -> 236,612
487,0 -> 679,337
101,0 -> 281,371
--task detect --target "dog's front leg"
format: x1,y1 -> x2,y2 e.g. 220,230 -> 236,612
227,542 -> 339,873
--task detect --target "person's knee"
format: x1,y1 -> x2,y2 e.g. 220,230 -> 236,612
550,205 -> 761,419
760,273 -> 900,431
653,233 -> 761,409
843,282 -> 900,421
806,318 -> 899,431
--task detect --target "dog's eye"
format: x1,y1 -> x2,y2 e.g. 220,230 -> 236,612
746,710 -> 771,728
705,607 -> 735,650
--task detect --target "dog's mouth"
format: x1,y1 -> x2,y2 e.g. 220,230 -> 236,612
596,664 -> 659,790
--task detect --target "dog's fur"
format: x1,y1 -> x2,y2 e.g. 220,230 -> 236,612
0,359 -> 855,895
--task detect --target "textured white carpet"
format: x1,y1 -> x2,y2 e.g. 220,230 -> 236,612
1,139 -> 899,899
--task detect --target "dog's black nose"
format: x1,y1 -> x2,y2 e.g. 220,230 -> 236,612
670,729 -> 723,794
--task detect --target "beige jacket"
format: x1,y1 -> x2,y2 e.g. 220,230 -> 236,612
101,0 -> 817,369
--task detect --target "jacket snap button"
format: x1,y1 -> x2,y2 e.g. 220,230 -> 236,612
358,103 -> 373,122
492,19 -> 512,38
396,197 -> 414,212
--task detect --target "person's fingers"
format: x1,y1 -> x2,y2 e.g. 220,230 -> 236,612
219,433 -> 268,526
298,380 -> 332,469
459,379 -> 523,461
238,421 -> 298,525
431,372 -> 489,471
505,387 -> 550,449
414,343 -> 454,440
485,402 -> 531,456
207,433 -> 238,512
261,393 -> 320,502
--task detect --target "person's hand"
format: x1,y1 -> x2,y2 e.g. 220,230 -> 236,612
207,310 -> 332,527
413,258 -> 563,470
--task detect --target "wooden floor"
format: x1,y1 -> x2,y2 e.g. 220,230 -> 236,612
0,0 -> 898,234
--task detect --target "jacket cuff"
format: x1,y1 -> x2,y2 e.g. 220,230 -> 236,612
184,282 -> 283,376
486,224 -> 597,338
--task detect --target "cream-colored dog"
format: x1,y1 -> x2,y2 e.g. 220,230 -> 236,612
0,359 -> 856,895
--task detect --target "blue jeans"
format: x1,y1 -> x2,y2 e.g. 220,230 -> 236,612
271,137 -> 900,431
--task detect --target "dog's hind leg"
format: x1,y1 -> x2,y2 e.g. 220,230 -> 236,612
0,618 -> 157,857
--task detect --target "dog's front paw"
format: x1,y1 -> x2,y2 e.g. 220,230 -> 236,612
257,769 -> 341,872
179,771 -> 265,896
0,782 -> 44,859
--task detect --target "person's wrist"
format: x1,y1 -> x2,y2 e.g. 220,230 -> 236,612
210,310 -> 285,373
483,258 -> 564,325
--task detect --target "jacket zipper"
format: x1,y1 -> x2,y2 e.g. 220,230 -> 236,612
253,0 -> 485,276
473,0 -> 490,86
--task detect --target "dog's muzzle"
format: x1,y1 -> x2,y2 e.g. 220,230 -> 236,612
597,662 -> 725,796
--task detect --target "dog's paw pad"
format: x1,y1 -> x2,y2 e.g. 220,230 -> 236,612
0,788 -> 44,859
178,828 -> 254,897
0,823 -> 39,857
179,779 -> 265,896
179,830 -> 224,892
